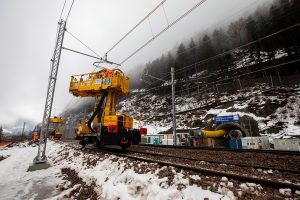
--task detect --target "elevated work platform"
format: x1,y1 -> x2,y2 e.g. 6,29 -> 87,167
69,69 -> 129,97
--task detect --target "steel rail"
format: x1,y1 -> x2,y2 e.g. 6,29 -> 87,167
138,144 -> 300,155
85,146 -> 300,191
124,148 -> 300,174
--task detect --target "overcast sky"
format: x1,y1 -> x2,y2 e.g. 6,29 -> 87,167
0,0 -> 273,127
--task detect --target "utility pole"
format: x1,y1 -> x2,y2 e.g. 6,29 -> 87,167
171,67 -> 177,146
0,126 -> 3,142
21,122 -> 26,141
28,19 -> 67,171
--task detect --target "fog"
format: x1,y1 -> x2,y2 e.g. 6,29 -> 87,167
0,0 -> 273,127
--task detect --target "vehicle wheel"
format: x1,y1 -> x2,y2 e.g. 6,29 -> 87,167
95,139 -> 105,148
79,138 -> 87,149
121,144 -> 130,150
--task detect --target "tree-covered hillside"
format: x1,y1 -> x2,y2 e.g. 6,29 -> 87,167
136,0 -> 300,89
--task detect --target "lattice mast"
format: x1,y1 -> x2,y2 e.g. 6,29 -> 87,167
35,20 -> 66,163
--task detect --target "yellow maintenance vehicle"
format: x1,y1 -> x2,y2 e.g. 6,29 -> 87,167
49,117 -> 64,140
69,67 -> 145,149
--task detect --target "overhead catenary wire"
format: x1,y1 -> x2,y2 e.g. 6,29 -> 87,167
142,2 -> 260,83
176,0 -> 292,57
66,0 -> 75,22
62,46 -> 102,60
139,57 -> 300,98
105,0 -> 167,56
136,23 -> 300,94
141,4 -> 299,90
140,0 -> 274,82
139,0 -> 261,89
174,22 -> 300,74
64,30 -> 120,65
162,4 -> 170,26
120,0 -> 207,65
66,30 -> 102,58
170,58 -> 300,96
59,0 -> 67,21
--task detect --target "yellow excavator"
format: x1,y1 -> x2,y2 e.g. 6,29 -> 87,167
69,67 -> 145,149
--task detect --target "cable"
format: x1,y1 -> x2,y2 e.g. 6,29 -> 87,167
66,30 -> 101,58
162,4 -> 170,26
139,57 -> 300,97
120,0 -> 207,64
148,17 -> 155,38
171,58 -> 300,96
174,23 -> 300,74
59,0 -> 67,21
136,23 -> 300,94
105,0 -> 167,55
66,0 -> 75,22
176,0 -> 293,56
140,0 -> 291,86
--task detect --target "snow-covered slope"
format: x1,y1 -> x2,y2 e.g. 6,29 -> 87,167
118,84 -> 300,137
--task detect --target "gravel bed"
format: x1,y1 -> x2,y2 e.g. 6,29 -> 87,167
129,145 -> 300,171
79,146 -> 300,200
127,151 -> 300,184
58,167 -> 98,200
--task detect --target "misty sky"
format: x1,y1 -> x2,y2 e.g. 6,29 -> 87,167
0,0 -> 273,126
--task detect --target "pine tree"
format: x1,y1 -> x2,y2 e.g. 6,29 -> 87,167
212,28 -> 228,53
175,43 -> 188,70
198,35 -> 215,60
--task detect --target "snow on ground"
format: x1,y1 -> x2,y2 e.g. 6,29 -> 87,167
0,141 -> 240,200
0,143 -> 64,200
49,142 -> 231,200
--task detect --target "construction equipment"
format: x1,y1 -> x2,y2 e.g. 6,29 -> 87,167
69,67 -> 146,149
49,117 -> 65,140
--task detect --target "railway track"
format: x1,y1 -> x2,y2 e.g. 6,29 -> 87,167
139,144 -> 300,155
84,146 -> 300,191
130,145 -> 300,172
125,148 -> 300,174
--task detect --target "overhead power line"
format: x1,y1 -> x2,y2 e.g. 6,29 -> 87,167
59,0 -> 67,21
66,0 -> 75,22
176,0 -> 295,57
66,30 -> 102,58
120,0 -> 207,65
62,47 -> 102,60
105,0 -> 167,56
171,58 -> 300,96
138,23 -> 300,93
175,22 -> 300,74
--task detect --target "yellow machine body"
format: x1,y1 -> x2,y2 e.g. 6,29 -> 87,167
50,117 -> 65,123
69,69 -> 129,97
49,117 -> 65,139
69,69 -> 133,133
102,114 -> 133,129
76,125 -> 90,135
69,68 -> 142,149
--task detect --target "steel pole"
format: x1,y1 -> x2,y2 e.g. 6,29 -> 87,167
36,20 -> 66,163
171,67 -> 177,146
21,122 -> 26,141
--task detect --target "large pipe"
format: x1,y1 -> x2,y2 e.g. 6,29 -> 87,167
201,129 -> 227,138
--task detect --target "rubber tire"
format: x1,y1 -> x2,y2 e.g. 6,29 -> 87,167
121,144 -> 130,150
